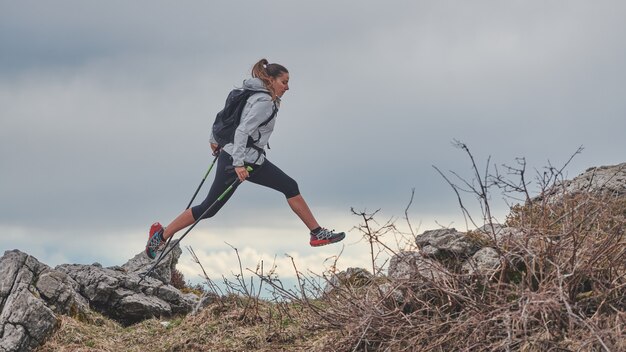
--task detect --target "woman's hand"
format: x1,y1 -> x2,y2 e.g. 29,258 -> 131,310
235,166 -> 249,182
210,143 -> 220,156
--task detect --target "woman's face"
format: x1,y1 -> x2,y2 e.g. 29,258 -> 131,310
270,72 -> 289,98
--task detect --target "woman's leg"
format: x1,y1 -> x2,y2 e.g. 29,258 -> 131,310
163,152 -> 239,240
287,194 -> 320,231
247,159 -> 320,231
162,208 -> 195,240
247,159 -> 345,246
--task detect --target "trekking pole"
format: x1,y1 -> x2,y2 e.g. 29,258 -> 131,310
186,154 -> 219,209
139,166 -> 253,282
151,154 -> 220,269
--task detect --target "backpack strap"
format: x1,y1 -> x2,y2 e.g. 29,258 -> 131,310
246,101 -> 278,164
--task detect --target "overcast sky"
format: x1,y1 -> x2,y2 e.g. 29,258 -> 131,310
2,1 -> 625,284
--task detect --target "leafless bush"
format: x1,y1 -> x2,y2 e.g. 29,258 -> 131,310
187,143 -> 625,351
265,144 -> 624,351
170,267 -> 186,290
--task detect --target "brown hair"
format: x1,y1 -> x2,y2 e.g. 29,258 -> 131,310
251,58 -> 288,100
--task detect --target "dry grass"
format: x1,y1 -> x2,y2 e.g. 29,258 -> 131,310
304,192 -> 625,351
37,295 -> 340,352
37,148 -> 626,351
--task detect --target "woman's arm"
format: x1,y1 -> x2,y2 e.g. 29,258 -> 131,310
231,94 -> 275,167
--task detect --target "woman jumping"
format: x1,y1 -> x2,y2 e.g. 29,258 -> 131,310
145,58 -> 346,259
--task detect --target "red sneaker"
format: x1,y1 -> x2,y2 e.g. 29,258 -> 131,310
145,222 -> 165,259
310,228 -> 346,247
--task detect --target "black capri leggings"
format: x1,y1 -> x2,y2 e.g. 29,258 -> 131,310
191,151 -> 300,220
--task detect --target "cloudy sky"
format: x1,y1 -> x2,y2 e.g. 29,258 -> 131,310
2,1 -> 625,286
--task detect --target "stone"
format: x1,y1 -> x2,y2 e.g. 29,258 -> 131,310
415,228 -> 481,259
537,162 -> 626,201
461,247 -> 501,276
56,260 -> 197,326
324,267 -> 373,295
377,282 -> 405,304
561,163 -> 626,196
387,251 -> 447,282
121,240 -> 183,284
477,224 -> 524,244
0,250 -> 88,352
191,292 -> 220,315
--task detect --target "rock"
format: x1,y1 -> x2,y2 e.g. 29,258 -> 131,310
121,240 -> 183,284
191,292 -> 220,315
0,250 -> 88,352
388,251 -> 447,282
415,228 -> 481,259
461,247 -> 501,276
561,163 -> 626,196
477,224 -> 524,244
377,282 -> 405,304
56,260 -> 197,326
537,162 -> 626,201
324,267 -> 373,295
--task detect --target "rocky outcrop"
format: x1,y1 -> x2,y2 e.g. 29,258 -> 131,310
121,241 -> 183,284
0,250 -> 88,352
57,262 -> 197,326
414,228 -> 482,259
0,244 -> 198,351
324,267 -> 373,295
385,163 -> 626,293
538,162 -> 626,200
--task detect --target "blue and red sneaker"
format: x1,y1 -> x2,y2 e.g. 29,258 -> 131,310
310,228 -> 345,247
145,222 -> 165,259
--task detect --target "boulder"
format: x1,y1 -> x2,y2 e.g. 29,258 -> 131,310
387,251 -> 447,282
0,250 -> 88,352
461,247 -> 501,276
324,267 -> 373,295
537,162 -> 626,201
477,224 -> 524,245
560,163 -> 626,196
57,259 -> 197,326
415,228 -> 481,259
121,240 -> 183,284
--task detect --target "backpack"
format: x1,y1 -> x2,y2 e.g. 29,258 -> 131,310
211,89 -> 277,148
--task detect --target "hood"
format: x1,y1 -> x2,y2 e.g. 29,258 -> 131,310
242,77 -> 269,92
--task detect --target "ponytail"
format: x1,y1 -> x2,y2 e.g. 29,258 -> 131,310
251,58 -> 288,100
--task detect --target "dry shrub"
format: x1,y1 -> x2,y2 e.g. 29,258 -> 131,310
268,147 -> 626,351
170,268 -> 186,290
37,144 -> 625,352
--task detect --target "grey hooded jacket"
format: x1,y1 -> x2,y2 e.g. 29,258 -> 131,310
210,77 -> 279,167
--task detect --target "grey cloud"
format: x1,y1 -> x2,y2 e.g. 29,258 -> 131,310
2,1 -> 626,262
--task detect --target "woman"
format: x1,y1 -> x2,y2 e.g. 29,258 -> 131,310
145,58 -> 345,259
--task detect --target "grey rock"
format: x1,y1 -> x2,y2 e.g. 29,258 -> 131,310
192,292 -> 220,315
0,250 -> 88,352
462,247 -> 501,276
538,162 -> 626,200
388,251 -> 447,282
477,224 -> 524,244
57,259 -> 197,326
415,228 -> 481,259
377,282 -> 404,304
121,240 -> 182,284
324,267 -> 373,295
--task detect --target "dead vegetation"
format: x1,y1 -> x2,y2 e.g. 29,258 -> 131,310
37,144 -> 625,351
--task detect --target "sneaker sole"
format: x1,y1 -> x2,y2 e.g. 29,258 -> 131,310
146,222 -> 164,259
310,233 -> 346,247
145,247 -> 157,259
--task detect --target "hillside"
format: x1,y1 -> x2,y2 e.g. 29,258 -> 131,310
2,161 -> 625,351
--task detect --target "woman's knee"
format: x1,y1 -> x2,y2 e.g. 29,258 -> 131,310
283,178 -> 300,198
